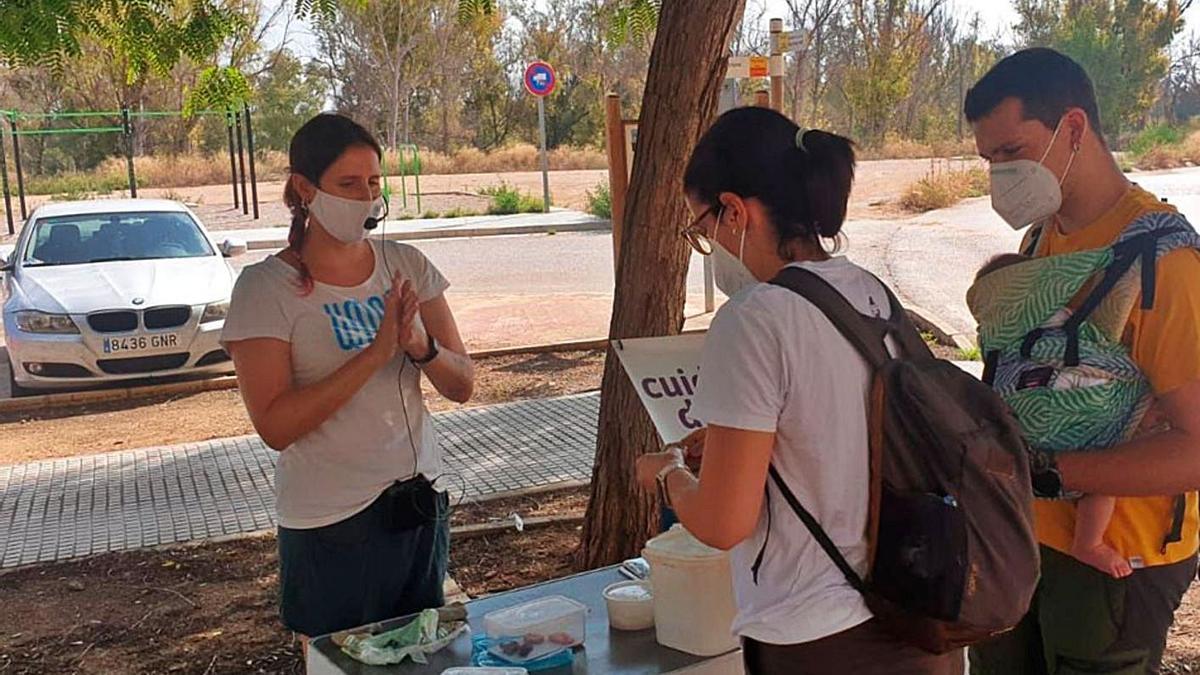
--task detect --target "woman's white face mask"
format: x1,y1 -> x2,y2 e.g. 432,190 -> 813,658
308,189 -> 386,243
710,207 -> 759,297
988,117 -> 1079,230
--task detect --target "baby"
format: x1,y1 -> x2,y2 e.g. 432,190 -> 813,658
975,254 -> 1166,578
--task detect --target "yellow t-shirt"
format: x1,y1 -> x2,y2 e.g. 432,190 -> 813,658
1026,185 -> 1200,567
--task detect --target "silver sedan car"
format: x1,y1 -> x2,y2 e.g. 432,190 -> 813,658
2,199 -> 247,396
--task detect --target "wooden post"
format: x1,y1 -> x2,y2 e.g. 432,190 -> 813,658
769,18 -> 785,113
604,93 -> 629,275
754,90 -> 771,107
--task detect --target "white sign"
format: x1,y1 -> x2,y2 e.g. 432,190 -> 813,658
773,29 -> 808,53
726,55 -> 770,79
613,334 -> 707,444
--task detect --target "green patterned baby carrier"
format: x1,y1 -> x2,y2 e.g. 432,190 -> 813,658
968,211 -> 1200,455
964,210 -> 1200,547
967,210 -> 1199,550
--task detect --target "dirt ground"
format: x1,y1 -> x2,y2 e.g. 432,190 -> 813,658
6,158 -> 972,239
0,487 -> 590,675
0,350 -> 606,465
2,493 -> 1199,675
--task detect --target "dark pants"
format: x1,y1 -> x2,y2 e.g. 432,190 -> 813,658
970,546 -> 1198,675
742,620 -> 965,675
277,485 -> 450,638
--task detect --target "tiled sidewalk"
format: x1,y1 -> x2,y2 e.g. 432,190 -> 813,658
0,392 -> 600,568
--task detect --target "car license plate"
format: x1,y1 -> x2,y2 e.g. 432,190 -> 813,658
103,334 -> 180,355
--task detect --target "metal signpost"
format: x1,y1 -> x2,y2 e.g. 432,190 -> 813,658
524,61 -> 557,213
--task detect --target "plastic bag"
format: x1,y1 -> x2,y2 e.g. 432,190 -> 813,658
341,609 -> 469,666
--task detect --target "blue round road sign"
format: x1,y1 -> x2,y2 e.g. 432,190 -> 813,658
524,61 -> 557,97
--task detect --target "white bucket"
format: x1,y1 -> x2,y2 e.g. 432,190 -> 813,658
642,525 -> 740,657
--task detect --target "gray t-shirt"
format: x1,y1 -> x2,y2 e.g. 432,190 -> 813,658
222,239 -> 450,529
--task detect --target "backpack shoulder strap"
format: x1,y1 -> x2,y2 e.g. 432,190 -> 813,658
769,266 -> 926,369
1025,212 -> 1196,366
768,466 -> 868,593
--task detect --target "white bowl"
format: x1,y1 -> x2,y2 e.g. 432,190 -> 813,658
604,580 -> 655,631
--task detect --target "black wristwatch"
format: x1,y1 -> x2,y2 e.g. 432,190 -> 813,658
411,333 -> 440,366
1030,449 -> 1066,500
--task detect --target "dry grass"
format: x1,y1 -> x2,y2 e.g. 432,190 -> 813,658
25,144 -> 609,196
860,134 -> 978,161
900,165 -> 990,212
1132,129 -> 1200,170
408,143 -> 607,175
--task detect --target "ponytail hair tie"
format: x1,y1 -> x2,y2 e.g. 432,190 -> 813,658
796,128 -> 811,153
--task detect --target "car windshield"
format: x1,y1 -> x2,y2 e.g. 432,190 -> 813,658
22,211 -> 214,267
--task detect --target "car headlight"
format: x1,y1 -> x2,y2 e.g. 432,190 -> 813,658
200,301 -> 230,324
15,311 -> 79,334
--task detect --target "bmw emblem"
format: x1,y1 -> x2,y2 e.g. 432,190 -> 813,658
132,298 -> 145,306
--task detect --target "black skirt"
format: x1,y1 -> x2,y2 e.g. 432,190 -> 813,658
277,482 -> 450,637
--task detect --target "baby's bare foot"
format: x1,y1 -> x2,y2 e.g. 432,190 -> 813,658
1072,542 -> 1134,578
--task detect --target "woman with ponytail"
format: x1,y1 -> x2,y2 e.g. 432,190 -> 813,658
221,113 -> 474,640
635,108 -> 961,674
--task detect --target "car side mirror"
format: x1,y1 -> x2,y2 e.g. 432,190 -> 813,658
0,262 -> 11,274
220,238 -> 248,258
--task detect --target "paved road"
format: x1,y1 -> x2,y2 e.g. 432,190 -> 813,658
3,168 -> 1197,398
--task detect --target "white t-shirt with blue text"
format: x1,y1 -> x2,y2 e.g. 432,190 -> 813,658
222,239 -> 449,529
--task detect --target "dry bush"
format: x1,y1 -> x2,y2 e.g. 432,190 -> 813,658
900,166 -> 990,212
860,134 -> 978,161
25,145 -> 605,196
1133,130 -> 1200,170
407,143 -> 606,175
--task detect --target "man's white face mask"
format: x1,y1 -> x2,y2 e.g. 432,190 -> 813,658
988,117 -> 1079,230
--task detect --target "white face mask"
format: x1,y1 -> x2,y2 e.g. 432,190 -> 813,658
710,208 -> 758,297
308,189 -> 386,243
989,117 -> 1079,230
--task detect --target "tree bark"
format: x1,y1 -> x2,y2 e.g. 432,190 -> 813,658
576,0 -> 746,570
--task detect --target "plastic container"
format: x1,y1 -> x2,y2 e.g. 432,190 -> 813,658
604,580 -> 655,631
482,595 -> 587,663
440,669 -> 528,675
642,525 -> 740,656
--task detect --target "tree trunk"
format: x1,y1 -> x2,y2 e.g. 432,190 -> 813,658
576,0 -> 747,570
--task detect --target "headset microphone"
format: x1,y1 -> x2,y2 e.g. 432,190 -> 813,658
364,196 -> 389,231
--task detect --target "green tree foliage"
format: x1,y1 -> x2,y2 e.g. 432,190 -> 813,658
0,1 -> 243,80
249,50 -> 330,151
185,66 -> 253,116
839,0 -> 945,146
1015,0 -> 1186,139
605,0 -> 662,48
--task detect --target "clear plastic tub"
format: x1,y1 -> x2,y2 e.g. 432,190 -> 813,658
440,669 -> 528,675
482,595 -> 587,663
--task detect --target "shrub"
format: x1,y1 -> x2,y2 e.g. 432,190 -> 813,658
957,345 -> 982,362
586,182 -> 612,219
1128,124 -> 1186,157
483,183 -> 545,215
900,167 -> 989,213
